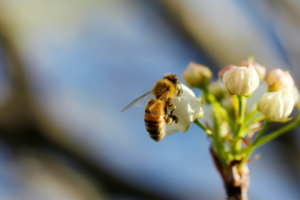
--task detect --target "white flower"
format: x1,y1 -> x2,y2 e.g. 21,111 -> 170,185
180,84 -> 196,98
266,69 -> 294,92
258,90 -> 294,123
171,96 -> 203,125
223,64 -> 259,97
182,62 -> 212,88
164,84 -> 203,137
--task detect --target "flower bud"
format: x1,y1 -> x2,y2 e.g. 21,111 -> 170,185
265,69 -> 294,91
238,60 -> 266,81
218,65 -> 234,81
258,90 -> 294,123
182,62 -> 212,88
222,64 -> 259,97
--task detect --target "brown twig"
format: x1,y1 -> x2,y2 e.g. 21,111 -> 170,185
211,147 -> 250,200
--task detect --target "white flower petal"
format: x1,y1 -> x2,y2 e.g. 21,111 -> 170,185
171,97 -> 203,126
180,84 -> 196,97
164,122 -> 189,137
200,103 -> 213,122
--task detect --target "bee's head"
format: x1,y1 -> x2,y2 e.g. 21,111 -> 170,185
163,73 -> 182,96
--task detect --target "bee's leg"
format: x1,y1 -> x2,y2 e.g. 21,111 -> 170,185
164,104 -> 169,120
165,103 -> 168,115
167,103 -> 176,115
167,103 -> 178,123
164,114 -> 169,121
164,105 -> 174,125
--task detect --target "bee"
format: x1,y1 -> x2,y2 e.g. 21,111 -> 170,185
121,73 -> 182,142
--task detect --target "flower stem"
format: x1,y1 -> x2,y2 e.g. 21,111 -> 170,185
202,85 -> 233,129
194,119 -> 212,135
238,95 -> 246,123
244,108 -> 258,125
234,96 -> 246,150
252,121 -> 271,145
250,113 -> 265,124
238,121 -> 270,169
256,120 -> 298,147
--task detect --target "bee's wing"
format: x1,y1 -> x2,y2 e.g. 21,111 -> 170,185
149,89 -> 170,113
121,90 -> 153,112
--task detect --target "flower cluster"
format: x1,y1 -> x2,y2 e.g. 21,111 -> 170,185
134,57 -> 300,199
165,57 -> 300,174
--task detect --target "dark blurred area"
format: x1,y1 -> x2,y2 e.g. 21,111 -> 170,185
0,0 -> 299,199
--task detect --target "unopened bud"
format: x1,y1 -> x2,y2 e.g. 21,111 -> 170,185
258,90 -> 294,123
266,69 -> 294,91
218,65 -> 234,81
222,65 -> 259,97
182,62 -> 212,88
238,60 -> 266,81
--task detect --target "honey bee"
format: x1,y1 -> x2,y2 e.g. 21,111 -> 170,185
121,73 -> 182,142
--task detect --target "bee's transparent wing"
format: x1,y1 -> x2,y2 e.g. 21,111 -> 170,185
121,90 -> 153,112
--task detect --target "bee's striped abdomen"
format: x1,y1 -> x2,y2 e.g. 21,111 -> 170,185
144,98 -> 165,142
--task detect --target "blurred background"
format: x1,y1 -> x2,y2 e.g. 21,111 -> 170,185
0,0 -> 299,199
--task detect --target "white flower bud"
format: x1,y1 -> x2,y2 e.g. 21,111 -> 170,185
258,90 -> 294,123
218,65 -> 234,81
266,69 -> 294,92
182,62 -> 212,88
164,84 -> 203,137
238,60 -> 266,81
222,64 -> 259,97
